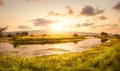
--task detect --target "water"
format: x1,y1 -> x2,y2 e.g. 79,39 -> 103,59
0,37 -> 102,57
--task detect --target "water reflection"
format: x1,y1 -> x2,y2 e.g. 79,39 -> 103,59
11,40 -> 79,48
0,37 -> 101,57
12,43 -> 19,48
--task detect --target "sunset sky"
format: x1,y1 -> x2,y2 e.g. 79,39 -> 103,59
0,0 -> 120,34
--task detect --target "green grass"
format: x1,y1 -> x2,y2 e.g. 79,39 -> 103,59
0,38 -> 120,71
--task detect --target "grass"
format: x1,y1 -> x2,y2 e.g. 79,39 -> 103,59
0,38 -> 120,71
10,35 -> 85,44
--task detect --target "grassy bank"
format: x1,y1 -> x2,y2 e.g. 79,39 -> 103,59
0,38 -> 120,71
10,35 -> 85,44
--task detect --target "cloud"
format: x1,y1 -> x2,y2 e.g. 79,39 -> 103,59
82,22 -> 94,26
72,22 -> 94,28
75,23 -> 81,27
17,25 -> 31,29
48,5 -> 103,17
80,5 -> 103,16
31,18 -> 56,26
0,0 -> 4,6
48,5 -> 75,16
25,0 -> 40,2
113,2 -> 120,11
48,11 -> 62,16
91,24 -> 118,28
118,17 -> 120,23
94,15 -> 106,20
65,5 -> 74,15
98,16 -> 106,20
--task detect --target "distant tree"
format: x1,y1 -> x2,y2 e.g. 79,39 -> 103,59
73,33 -> 78,37
21,32 -> 29,36
0,33 -> 3,37
30,34 -> 34,37
42,33 -> 47,37
114,34 -> 120,39
101,32 -> 108,36
0,26 -> 8,37
100,32 -> 108,43
15,32 -> 21,36
7,34 -> 13,37
15,32 -> 29,36
0,26 -> 8,33
101,38 -> 108,43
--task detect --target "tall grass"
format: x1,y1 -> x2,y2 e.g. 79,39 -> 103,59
0,38 -> 120,71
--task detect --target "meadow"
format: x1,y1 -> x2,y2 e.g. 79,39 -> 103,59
0,37 -> 120,71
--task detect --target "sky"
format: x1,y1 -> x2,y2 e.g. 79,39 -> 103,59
0,0 -> 120,34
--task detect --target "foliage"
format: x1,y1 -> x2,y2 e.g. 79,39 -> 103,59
15,32 -> 29,36
7,34 -> 13,37
100,32 -> 108,36
100,32 -> 109,43
113,34 -> 120,39
101,38 -> 108,43
0,26 -> 8,37
21,32 -> 29,36
73,33 -> 78,37
0,32 -> 3,37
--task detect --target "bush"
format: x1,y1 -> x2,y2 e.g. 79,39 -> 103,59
101,38 -> 108,43
73,33 -> 78,37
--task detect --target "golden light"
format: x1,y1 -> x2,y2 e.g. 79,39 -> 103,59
50,22 -> 65,31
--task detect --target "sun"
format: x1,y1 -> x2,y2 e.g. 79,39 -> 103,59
51,22 -> 64,31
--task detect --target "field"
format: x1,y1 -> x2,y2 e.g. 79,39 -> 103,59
0,37 -> 120,71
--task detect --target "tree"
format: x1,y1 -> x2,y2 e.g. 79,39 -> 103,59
100,32 -> 108,43
73,33 -> 78,37
0,26 -> 8,33
0,26 -> 8,37
21,32 -> 29,36
114,34 -> 120,39
7,34 -> 13,38
101,32 -> 108,36
42,33 -> 47,37
0,33 -> 3,37
14,32 -> 29,36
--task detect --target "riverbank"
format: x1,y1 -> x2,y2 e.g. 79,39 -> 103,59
0,38 -> 119,71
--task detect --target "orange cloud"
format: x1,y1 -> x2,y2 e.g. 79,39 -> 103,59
48,5 -> 76,17
48,11 -> 62,16
31,18 -> 57,26
94,15 -> 107,20
113,1 -> 120,12
17,25 -> 31,29
0,0 -> 4,6
65,5 -> 74,15
26,0 -> 40,2
80,5 -> 103,16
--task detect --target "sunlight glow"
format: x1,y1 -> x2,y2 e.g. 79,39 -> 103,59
51,22 -> 65,31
